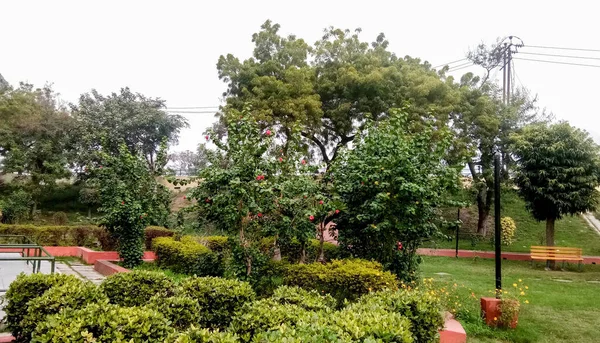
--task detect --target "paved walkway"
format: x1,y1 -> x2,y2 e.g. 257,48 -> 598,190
582,212 -> 600,236
0,255 -> 105,324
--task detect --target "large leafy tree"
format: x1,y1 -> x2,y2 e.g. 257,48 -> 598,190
93,140 -> 171,268
511,122 -> 600,267
72,88 -> 188,173
217,21 -> 459,167
0,82 -> 74,213
332,108 -> 461,281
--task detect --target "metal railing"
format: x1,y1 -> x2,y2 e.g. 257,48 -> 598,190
0,234 -> 56,274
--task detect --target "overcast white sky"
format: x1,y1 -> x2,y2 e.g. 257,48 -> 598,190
2,0 -> 599,152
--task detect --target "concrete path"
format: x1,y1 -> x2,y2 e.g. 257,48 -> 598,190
582,212 -> 600,236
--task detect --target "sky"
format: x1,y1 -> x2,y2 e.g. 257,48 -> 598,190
1,0 -> 599,152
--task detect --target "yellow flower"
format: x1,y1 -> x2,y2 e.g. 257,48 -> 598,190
525,300 -> 529,304
525,286 -> 529,289
493,317 -> 498,321
453,283 -> 457,287
519,279 -> 522,282
520,291 -> 525,296
374,181 -> 379,185
513,283 -> 517,287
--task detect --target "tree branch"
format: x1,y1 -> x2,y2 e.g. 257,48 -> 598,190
301,132 -> 330,165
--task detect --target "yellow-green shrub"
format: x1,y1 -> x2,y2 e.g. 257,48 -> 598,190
100,270 -> 175,307
284,259 -> 397,303
501,217 -> 517,246
167,327 -> 239,343
148,295 -> 202,330
153,236 -> 222,276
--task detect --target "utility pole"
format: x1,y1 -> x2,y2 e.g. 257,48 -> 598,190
501,36 -> 524,105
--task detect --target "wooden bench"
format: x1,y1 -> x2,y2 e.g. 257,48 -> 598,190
530,246 -> 583,270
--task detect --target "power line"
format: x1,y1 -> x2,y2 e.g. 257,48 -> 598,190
166,106 -> 220,110
526,44 -> 600,53
433,58 -> 468,69
166,110 -> 219,114
514,57 -> 600,68
447,63 -> 475,72
519,51 -> 600,61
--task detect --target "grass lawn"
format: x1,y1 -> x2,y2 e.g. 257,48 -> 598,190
420,256 -> 600,343
424,191 -> 600,256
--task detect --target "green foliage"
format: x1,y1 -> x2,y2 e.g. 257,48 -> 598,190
332,109 -> 459,281
0,224 -> 172,249
179,276 -> 256,329
501,217 -> 517,246
512,122 -> 600,222
51,211 -> 68,225
145,225 -> 177,249
271,285 -> 337,311
95,142 -> 171,267
32,303 -> 173,342
351,290 -> 444,343
3,273 -> 79,342
284,259 -> 398,303
153,236 -> 222,276
229,299 -> 313,342
0,189 -> 32,223
168,327 -> 239,343
21,279 -> 108,341
280,238 -> 341,263
148,295 -> 202,330
196,235 -> 230,253
100,270 -> 175,307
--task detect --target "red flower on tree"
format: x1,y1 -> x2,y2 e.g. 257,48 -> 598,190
335,209 -> 340,214
265,129 -> 271,136
309,215 -> 315,221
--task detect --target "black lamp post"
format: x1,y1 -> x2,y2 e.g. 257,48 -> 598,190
494,153 -> 502,298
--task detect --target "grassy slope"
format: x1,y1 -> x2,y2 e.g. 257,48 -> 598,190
425,191 -> 600,256
421,256 -> 600,343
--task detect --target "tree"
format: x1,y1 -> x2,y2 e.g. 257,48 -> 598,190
94,140 -> 171,268
0,82 -> 74,213
511,122 -> 600,268
332,108 -> 461,281
217,21 -> 459,168
72,88 -> 188,173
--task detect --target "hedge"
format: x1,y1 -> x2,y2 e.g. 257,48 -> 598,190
168,327 -> 239,343
179,276 -> 256,329
153,236 -> 222,276
0,224 -> 173,250
100,270 -> 175,307
148,295 -> 202,330
284,259 -> 398,303
3,273 -> 80,343
32,303 -> 173,342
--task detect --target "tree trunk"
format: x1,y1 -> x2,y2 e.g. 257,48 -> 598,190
317,222 -> 326,263
32,201 -> 38,219
546,217 -> 556,269
87,207 -> 92,219
272,235 -> 281,261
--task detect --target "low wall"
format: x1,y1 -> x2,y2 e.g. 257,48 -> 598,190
417,248 -> 600,265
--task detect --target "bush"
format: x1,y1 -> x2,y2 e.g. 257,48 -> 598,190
179,276 -> 256,329
229,299 -> 313,342
32,303 -> 173,342
3,273 -> 79,342
255,305 -> 414,343
280,238 -> 341,262
501,217 -> 517,246
51,211 -> 68,225
21,279 -> 108,341
100,270 -> 175,307
196,235 -> 229,253
271,285 -> 336,311
148,295 -> 202,330
153,236 -> 222,276
350,289 -> 444,343
284,259 -> 398,303
0,189 -> 32,224
168,327 -> 239,343
145,226 -> 176,249
0,224 -> 173,249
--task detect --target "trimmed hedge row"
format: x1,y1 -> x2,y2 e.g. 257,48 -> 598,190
285,259 -> 398,303
5,271 -> 443,343
154,236 -> 222,276
0,224 -> 173,250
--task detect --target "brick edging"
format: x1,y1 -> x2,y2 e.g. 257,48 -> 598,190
417,248 -> 600,264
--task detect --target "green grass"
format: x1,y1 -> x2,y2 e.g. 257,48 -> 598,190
130,262 -> 190,282
420,256 -> 600,343
425,191 -> 600,256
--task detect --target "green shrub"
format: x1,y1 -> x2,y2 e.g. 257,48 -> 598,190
145,226 -> 176,249
0,189 -> 32,224
179,276 -> 255,329
278,238 -> 341,263
153,236 -> 222,276
32,303 -> 173,342
51,211 -> 68,225
21,279 -> 108,341
0,224 -> 172,249
100,270 -> 175,307
255,305 -> 414,343
196,235 -> 229,253
271,286 -> 336,311
350,290 -> 444,343
148,295 -> 201,330
168,327 -> 239,343
284,259 -> 397,303
3,273 -> 79,342
501,217 -> 517,246
229,299 -> 313,342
